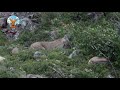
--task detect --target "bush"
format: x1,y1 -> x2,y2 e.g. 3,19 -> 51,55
71,19 -> 120,61
1,12 -> 120,78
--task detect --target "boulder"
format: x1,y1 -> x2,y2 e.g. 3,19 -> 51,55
106,74 -> 115,78
19,17 -> 33,30
87,12 -> 104,22
0,56 -> 5,62
11,47 -> 19,54
49,30 -> 59,40
26,74 -> 47,78
0,18 -> 7,28
0,65 -> 7,71
68,50 -> 80,59
14,31 -> 20,40
0,12 -> 11,17
33,51 -> 46,61
33,51 -> 42,61
88,56 -> 109,64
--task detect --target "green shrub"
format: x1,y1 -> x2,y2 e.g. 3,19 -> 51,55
71,19 -> 120,61
1,12 -> 120,78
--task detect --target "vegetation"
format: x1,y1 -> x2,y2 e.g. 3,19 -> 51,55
0,12 -> 120,78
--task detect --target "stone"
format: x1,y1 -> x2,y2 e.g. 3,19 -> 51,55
88,56 -> 109,64
49,30 -> 59,40
33,51 -> 46,61
68,50 -> 80,59
0,56 -> 5,62
0,65 -> 7,71
26,74 -> 47,78
84,68 -> 92,72
87,12 -> 104,22
0,12 -> 11,17
11,47 -> 19,54
14,31 -> 20,40
106,74 -> 115,78
9,67 -> 15,71
19,71 -> 27,78
0,18 -> 7,28
20,19 -> 27,29
33,51 -> 42,60
19,17 -> 33,30
1,28 -> 8,33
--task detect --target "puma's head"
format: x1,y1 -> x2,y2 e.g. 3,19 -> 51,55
62,35 -> 69,43
62,34 -> 71,49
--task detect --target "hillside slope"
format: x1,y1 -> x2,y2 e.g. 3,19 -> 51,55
0,12 -> 120,78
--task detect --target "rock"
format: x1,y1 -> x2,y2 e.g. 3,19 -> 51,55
9,67 -> 16,71
0,12 -> 11,17
19,17 -> 37,31
19,71 -> 27,78
88,56 -> 109,64
49,30 -> 59,40
33,51 -> 46,61
0,56 -> 5,62
1,28 -> 8,33
33,51 -> 42,61
106,74 -> 115,78
0,18 -> 7,28
11,47 -> 19,54
87,12 -> 104,22
68,50 -> 80,59
26,74 -> 47,78
84,68 -> 92,72
19,17 -> 33,30
14,31 -> 20,40
19,19 -> 27,29
0,65 -> 7,71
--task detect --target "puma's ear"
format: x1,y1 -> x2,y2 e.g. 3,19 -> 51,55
64,34 -> 69,41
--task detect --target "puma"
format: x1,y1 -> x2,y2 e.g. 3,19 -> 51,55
30,35 -> 70,50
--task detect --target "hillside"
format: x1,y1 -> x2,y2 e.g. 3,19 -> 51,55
0,12 -> 120,78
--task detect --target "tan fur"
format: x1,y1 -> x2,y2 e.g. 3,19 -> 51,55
30,36 -> 69,50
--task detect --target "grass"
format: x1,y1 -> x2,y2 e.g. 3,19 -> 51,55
0,12 -> 120,78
